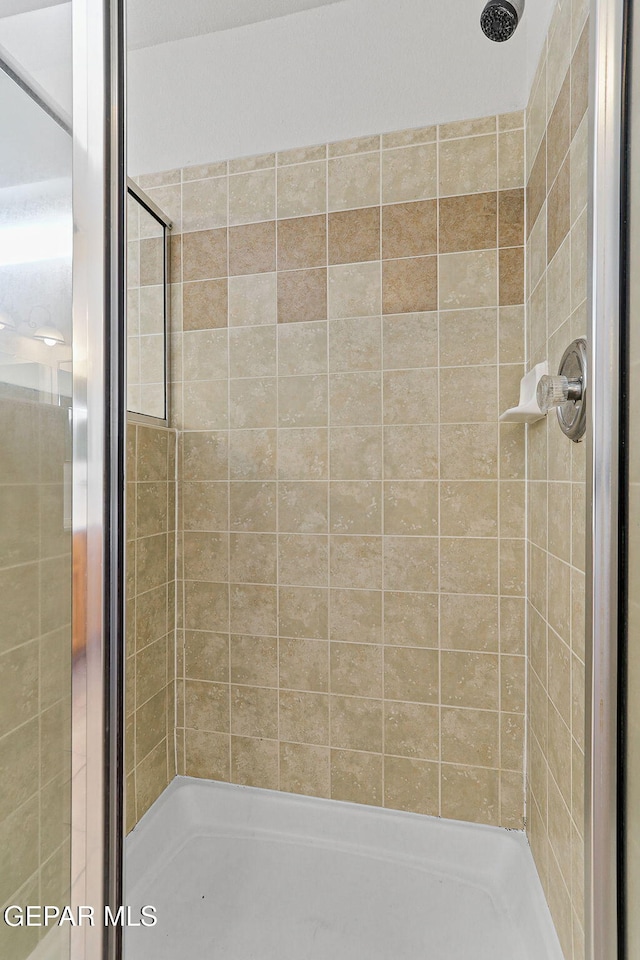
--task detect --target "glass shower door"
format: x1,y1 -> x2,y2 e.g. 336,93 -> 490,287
0,56 -> 73,960
0,0 -> 125,955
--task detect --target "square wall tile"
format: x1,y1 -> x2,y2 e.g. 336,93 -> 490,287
330,695 -> 383,752
331,749 -> 382,806
278,482 -> 328,533
330,481 -> 382,535
279,638 -> 329,692
229,168 -> 276,225
279,586 -> 328,639
384,756 -> 439,816
439,309 -> 497,367
182,229 -> 227,282
382,313 -> 438,369
229,326 -> 277,379
328,153 -> 381,211
383,590 -> 438,648
439,251 -> 497,309
384,647 -> 439,704
329,207 -> 381,265
278,376 -> 328,428
329,317 -> 382,373
439,135 -> 497,196
330,372 -> 381,427
278,269 -> 328,324
278,215 -> 327,271
383,537 -> 438,592
440,193 -> 497,255
277,161 -> 327,218
229,222 -> 276,276
182,178 -> 228,232
228,273 -> 277,326
330,589 -> 382,644
382,201 -> 437,260
382,144 -> 437,203
382,258 -> 437,314
328,262 -> 381,319
183,280 -> 228,331
329,426 -> 382,480
280,742 -> 330,798
279,322 -> 328,376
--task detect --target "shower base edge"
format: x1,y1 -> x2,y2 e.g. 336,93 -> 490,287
125,775 -> 563,960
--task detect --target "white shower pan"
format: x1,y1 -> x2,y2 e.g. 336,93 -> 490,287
125,776 -> 563,960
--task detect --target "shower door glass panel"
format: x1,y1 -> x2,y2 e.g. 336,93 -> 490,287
127,188 -> 170,423
0,41 -> 72,960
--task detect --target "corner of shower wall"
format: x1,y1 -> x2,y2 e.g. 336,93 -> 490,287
524,0 -> 589,956
125,418 -> 177,833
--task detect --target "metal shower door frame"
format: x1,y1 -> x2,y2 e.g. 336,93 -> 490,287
71,0 -> 126,956
586,0 -> 626,955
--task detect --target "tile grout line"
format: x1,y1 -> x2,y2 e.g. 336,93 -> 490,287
378,142 -> 385,809
436,123 -> 443,818
226,165 -> 233,785
275,156 -> 281,794
496,113 -> 503,827
326,144 -> 333,802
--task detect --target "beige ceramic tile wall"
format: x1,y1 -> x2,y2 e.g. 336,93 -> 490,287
525,0 -> 589,956
137,109 -> 529,829
0,397 -> 71,960
126,421 -> 177,832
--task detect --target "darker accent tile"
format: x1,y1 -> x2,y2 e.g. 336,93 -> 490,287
382,201 -> 437,259
439,193 -> 497,254
278,268 -> 328,323
278,215 -> 327,271
527,135 -> 546,237
139,237 -> 164,286
382,257 -> 437,314
571,22 -> 589,138
547,71 -> 571,188
183,229 -> 228,282
183,279 -> 228,330
499,247 -> 524,307
229,221 -> 276,276
547,157 -> 571,264
329,207 -> 381,264
498,189 -> 524,248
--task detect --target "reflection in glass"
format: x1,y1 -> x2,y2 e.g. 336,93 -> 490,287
127,190 -> 169,422
0,65 -> 72,960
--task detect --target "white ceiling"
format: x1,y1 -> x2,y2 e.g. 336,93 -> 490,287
0,0 -> 559,183
126,0 -> 347,49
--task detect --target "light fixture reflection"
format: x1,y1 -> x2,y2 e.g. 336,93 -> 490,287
33,325 -> 65,347
0,312 -> 16,331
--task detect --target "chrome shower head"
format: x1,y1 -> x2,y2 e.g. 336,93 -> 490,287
480,0 -> 524,41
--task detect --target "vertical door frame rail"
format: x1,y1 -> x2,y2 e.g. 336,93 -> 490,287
587,0 -> 626,956
71,0 -> 126,956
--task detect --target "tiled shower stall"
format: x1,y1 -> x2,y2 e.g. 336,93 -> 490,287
125,0 -> 588,957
